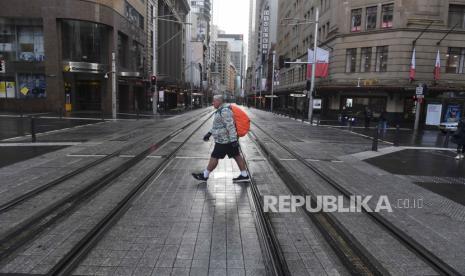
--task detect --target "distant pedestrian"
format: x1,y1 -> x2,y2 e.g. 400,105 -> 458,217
192,95 -> 250,182
378,111 -> 388,134
452,117 -> 465,160
364,107 -> 372,129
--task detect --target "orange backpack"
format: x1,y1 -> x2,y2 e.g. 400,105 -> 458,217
230,104 -> 250,137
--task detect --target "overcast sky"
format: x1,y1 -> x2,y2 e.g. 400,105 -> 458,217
212,0 -> 250,46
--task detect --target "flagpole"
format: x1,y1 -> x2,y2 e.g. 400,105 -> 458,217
307,7 -> 319,123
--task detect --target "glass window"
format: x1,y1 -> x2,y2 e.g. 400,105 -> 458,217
17,26 -> 44,61
360,47 -> 372,72
446,47 -> 464,74
0,18 -> 44,62
449,5 -> 465,28
132,41 -> 144,71
62,20 -> 109,64
0,77 -> 16,99
351,9 -> 362,32
345,48 -> 357,73
18,73 -> 46,99
0,21 -> 16,61
366,6 -> 377,30
118,32 -> 128,68
375,46 -> 388,72
381,4 -> 394,28
125,1 -> 144,29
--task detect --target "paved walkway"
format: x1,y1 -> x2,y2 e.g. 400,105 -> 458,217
248,108 -> 465,274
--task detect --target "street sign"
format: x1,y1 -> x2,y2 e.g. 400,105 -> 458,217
265,95 -> 278,98
290,94 -> 306,98
416,86 -> 424,95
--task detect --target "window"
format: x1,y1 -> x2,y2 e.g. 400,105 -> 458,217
375,46 -> 388,72
0,77 -> 16,99
0,18 -> 44,62
117,32 -> 128,68
381,4 -> 394,28
366,6 -> 377,30
125,1 -> 144,29
62,20 -> 109,64
360,47 -> 372,72
446,47 -> 465,74
351,9 -> 362,32
449,5 -> 465,28
18,73 -> 46,99
345,48 -> 357,73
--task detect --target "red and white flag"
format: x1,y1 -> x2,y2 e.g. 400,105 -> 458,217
307,47 -> 329,79
409,48 -> 416,81
434,50 -> 441,81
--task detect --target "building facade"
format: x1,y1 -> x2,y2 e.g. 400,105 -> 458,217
270,0 -> 465,127
0,0 -> 147,114
217,34 -> 245,100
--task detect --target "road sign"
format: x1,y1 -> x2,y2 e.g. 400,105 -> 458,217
416,86 -> 424,95
290,94 -> 306,98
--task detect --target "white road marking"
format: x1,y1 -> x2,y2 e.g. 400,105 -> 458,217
0,142 -> 82,146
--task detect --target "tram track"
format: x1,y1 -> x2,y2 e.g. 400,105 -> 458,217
0,110 -> 212,266
248,120 -> 460,276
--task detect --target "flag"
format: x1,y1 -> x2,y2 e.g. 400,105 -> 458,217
434,50 -> 441,81
409,48 -> 416,81
307,47 -> 329,79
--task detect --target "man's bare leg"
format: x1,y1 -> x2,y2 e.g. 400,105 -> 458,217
207,157 -> 219,172
233,155 -> 247,171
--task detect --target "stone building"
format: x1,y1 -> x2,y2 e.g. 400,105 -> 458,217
0,0 -> 147,114
269,0 -> 465,127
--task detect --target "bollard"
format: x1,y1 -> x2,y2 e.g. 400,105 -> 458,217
101,111 -> 105,121
59,107 -> 63,119
136,108 -> 140,120
394,124 -> 400,147
372,126 -> 379,151
444,131 -> 450,148
30,116 -> 36,143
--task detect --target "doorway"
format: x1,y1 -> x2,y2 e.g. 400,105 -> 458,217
76,81 -> 102,111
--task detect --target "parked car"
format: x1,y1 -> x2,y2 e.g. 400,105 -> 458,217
439,121 -> 458,133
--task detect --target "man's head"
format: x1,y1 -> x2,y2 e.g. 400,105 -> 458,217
212,95 -> 224,109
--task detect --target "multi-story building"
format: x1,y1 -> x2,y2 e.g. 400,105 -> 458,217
273,0 -> 465,127
247,0 -> 279,107
155,0 -> 189,110
0,0 -> 147,114
217,34 -> 245,99
215,40 -> 233,97
185,0 -> 211,107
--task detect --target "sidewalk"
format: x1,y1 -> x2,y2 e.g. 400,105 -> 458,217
247,108 -> 465,274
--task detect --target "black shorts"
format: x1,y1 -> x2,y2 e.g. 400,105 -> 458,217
211,142 -> 240,159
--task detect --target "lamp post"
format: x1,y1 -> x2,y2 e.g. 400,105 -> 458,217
271,50 -> 276,112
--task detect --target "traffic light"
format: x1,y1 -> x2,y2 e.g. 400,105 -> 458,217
151,75 -> 157,86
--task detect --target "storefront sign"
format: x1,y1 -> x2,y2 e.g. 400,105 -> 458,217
425,104 -> 442,126
159,90 -> 164,102
445,104 -> 461,122
63,62 -> 105,74
261,7 -> 270,55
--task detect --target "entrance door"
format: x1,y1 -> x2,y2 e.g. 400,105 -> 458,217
76,81 -> 101,111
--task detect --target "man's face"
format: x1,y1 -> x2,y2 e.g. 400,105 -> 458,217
213,99 -> 221,109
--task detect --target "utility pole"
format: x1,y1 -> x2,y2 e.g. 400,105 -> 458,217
271,50 -> 276,112
152,5 -> 158,115
111,52 -> 117,119
308,8 -> 319,124
259,65 -> 263,109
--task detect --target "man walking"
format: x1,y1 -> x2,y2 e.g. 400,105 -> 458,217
192,95 -> 250,182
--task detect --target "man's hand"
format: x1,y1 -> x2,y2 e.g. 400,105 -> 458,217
231,141 -> 239,148
203,132 -> 212,142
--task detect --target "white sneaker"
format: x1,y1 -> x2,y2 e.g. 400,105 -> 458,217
455,154 -> 464,160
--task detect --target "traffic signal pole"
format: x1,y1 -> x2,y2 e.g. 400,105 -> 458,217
308,8 -> 319,124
